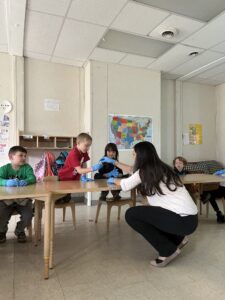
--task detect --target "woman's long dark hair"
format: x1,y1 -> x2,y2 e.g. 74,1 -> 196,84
133,142 -> 183,196
104,143 -> 119,160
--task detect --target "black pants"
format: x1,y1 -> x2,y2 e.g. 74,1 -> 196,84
202,186 -> 225,212
125,206 -> 198,257
0,201 -> 33,235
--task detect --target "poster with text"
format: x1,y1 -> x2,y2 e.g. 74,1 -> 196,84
189,123 -> 202,145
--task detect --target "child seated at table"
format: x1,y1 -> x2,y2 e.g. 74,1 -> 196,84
95,143 -> 123,201
173,156 -> 224,223
58,133 -> 102,181
0,146 -> 36,243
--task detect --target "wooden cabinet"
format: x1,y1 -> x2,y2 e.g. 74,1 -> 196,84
19,133 -> 76,150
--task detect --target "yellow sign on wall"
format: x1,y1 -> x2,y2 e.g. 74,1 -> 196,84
189,124 -> 202,145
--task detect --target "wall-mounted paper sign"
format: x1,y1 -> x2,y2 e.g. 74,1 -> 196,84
44,99 -> 60,111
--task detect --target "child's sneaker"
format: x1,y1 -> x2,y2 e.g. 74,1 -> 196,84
17,232 -> 27,243
217,211 -> 225,223
99,196 -> 107,201
0,232 -> 6,243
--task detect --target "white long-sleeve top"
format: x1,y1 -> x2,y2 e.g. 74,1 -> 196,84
120,170 -> 198,216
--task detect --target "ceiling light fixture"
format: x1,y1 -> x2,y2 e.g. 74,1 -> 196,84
161,28 -> 178,39
189,51 -> 199,57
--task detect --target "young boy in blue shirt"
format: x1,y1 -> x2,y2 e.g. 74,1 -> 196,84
0,146 -> 36,243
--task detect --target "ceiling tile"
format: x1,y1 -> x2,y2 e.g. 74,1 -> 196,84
99,30 -> 173,58
134,0 -> 225,22
89,48 -> 126,63
149,14 -> 204,43
68,0 -> 127,26
170,50 -> 224,75
211,40 -> 225,53
200,78 -> 224,85
51,56 -> 84,67
148,44 -> 203,72
196,62 -> 225,79
183,12 -> 225,49
186,77 -> 205,84
111,1 -> 169,35
24,11 -> 63,54
212,72 -> 225,82
0,0 -> 8,45
24,50 -> 51,61
119,54 -> 155,67
27,0 -> 71,16
54,19 -> 106,60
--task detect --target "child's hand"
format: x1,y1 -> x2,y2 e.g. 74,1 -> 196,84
91,164 -> 103,172
5,179 -> 18,187
107,178 -> 115,185
18,180 -> 28,186
100,157 -> 116,165
80,175 -> 94,182
106,169 -> 119,178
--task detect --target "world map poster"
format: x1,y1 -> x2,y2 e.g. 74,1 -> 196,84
108,114 -> 153,150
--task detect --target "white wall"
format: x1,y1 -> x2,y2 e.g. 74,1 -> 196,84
161,80 -> 217,164
90,61 -> 161,167
216,83 -> 225,165
0,53 -> 24,164
24,58 -> 82,136
182,82 -> 216,161
161,79 -> 176,164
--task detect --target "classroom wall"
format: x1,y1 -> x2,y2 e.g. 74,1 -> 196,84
86,61 -> 161,200
24,58 -> 82,136
182,82 -> 216,161
0,53 -> 24,164
161,79 -> 176,164
89,61 -> 161,167
161,79 -> 217,164
216,83 -> 225,166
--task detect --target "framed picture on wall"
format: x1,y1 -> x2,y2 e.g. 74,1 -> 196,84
108,114 -> 153,150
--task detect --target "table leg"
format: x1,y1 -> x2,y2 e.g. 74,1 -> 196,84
34,200 -> 39,246
131,189 -> 136,206
49,199 -> 55,269
44,193 -> 51,279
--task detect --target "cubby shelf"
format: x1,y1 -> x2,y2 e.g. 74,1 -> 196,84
19,133 -> 76,150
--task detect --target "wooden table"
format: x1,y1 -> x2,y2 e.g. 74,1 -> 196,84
182,173 -> 225,185
0,180 -> 133,279
40,179 -> 135,270
182,173 -> 225,213
0,184 -> 51,279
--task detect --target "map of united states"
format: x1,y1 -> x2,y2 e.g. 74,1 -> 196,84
109,115 -> 152,149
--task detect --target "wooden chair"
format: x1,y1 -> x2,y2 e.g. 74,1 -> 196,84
34,176 -> 76,243
95,190 -> 136,231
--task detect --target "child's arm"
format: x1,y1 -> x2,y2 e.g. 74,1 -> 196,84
0,165 -> 18,186
107,171 -> 141,191
0,165 -> 7,186
100,157 -> 133,174
23,164 -> 36,185
74,163 -> 102,175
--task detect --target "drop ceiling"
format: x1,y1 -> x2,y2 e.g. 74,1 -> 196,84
1,0 -> 225,85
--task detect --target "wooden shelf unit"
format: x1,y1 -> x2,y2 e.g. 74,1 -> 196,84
19,133 -> 76,150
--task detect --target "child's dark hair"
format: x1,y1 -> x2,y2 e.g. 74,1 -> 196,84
9,146 -> 27,155
173,156 -> 187,166
104,143 -> 119,160
133,141 -> 183,196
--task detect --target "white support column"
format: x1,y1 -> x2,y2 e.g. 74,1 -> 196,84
175,80 -> 183,156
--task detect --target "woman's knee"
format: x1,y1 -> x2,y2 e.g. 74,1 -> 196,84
125,206 -> 141,224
